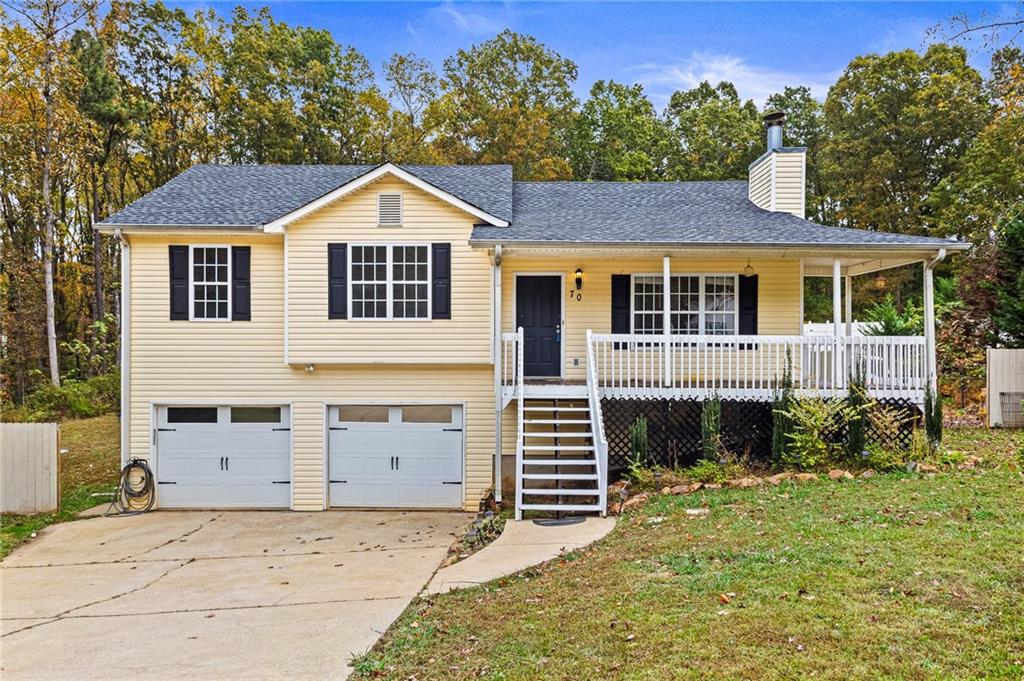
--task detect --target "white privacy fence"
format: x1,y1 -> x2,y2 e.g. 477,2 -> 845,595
587,334 -> 927,402
1,422 -> 60,514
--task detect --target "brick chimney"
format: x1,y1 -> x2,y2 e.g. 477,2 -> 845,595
748,112 -> 806,219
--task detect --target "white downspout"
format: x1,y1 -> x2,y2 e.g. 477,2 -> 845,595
117,228 -> 130,467
924,248 -> 946,398
492,245 -> 503,503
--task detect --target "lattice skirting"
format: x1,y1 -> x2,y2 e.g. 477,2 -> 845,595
602,398 -> 921,471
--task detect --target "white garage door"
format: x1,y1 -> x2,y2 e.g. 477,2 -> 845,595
155,405 -> 291,508
328,404 -> 463,509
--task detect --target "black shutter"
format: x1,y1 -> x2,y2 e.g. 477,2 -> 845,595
231,246 -> 251,321
431,243 -> 451,320
328,243 -> 347,319
169,245 -> 189,320
739,275 -> 758,335
611,274 -> 631,333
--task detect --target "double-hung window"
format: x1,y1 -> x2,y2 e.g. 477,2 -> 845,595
190,246 -> 230,320
350,244 -> 430,319
631,274 -> 737,335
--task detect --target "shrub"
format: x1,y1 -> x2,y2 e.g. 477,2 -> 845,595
864,442 -> 907,472
771,352 -> 795,463
626,415 -> 649,483
684,459 -> 744,484
3,372 -> 120,422
846,359 -> 871,461
867,402 -> 916,453
924,382 -> 943,451
863,294 -> 923,336
780,396 -> 857,470
701,395 -> 722,461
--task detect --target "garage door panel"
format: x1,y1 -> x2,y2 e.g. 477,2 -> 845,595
156,405 -> 291,509
328,405 -> 463,509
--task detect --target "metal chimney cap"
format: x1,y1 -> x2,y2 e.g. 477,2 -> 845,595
763,111 -> 785,127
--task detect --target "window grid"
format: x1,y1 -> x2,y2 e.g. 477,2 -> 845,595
190,246 -> 230,320
631,274 -> 739,336
350,244 -> 431,320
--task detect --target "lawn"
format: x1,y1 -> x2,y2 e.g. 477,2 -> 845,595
355,427 -> 1024,680
0,414 -> 122,558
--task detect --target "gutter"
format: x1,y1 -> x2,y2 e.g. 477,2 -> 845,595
467,238 -> 972,252
95,223 -> 263,234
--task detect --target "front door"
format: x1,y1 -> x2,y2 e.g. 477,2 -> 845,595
516,275 -> 561,377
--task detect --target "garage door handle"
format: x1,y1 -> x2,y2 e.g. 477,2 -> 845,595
220,456 -> 224,470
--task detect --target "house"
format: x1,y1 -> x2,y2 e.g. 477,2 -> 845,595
96,114 -> 966,519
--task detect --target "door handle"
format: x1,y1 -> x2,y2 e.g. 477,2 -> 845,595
220,456 -> 224,470
395,456 -> 399,471
225,457 -> 229,471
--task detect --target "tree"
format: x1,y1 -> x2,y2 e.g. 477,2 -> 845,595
992,217 -> 1024,346
569,80 -> 666,181
822,45 -> 989,237
931,48 -> 1024,242
765,86 -> 829,221
663,80 -> 761,181
436,30 -> 578,179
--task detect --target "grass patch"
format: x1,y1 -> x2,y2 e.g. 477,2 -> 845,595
355,428 -> 1024,679
1,414 -> 121,558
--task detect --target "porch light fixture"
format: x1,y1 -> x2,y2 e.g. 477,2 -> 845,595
874,272 -> 887,290
574,268 -> 584,290
742,259 -> 755,277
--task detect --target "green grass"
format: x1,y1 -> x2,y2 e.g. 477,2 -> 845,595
1,414 -> 121,559
355,427 -> 1024,680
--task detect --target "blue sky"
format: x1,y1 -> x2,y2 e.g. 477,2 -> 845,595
167,1 -> 1011,107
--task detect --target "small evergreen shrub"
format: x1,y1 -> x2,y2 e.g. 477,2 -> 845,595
846,359 -> 870,461
626,415 -> 649,482
771,350 -> 795,463
701,395 -> 722,461
924,383 -> 943,451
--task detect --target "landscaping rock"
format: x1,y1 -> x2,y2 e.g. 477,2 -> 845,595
659,486 -> 672,496
918,464 -> 939,474
726,477 -> 763,489
793,473 -> 818,482
828,469 -> 854,481
608,501 -> 622,515
609,480 -> 628,494
859,469 -> 876,479
766,472 -> 793,486
621,493 -> 650,512
670,482 -> 704,495
958,455 -> 983,470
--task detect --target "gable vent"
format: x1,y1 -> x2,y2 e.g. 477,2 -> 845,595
377,193 -> 403,226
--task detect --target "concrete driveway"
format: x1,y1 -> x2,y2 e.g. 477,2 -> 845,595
1,510 -> 470,680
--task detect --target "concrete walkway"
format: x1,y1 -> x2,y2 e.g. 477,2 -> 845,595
2,510 -> 471,680
427,516 -> 616,594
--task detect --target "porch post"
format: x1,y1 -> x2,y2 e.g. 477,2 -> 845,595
663,255 -> 671,387
833,259 -> 842,390
845,276 -> 853,336
492,246 -> 503,502
923,258 -> 937,396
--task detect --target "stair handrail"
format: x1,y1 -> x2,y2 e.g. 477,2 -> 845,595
585,329 -> 609,516
514,326 -> 525,520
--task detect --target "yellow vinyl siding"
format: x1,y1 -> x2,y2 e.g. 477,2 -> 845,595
748,156 -> 773,210
286,177 -> 493,364
773,152 -> 806,218
127,233 -> 494,511
501,256 -> 802,382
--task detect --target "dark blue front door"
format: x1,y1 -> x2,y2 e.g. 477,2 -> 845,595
516,276 -> 561,377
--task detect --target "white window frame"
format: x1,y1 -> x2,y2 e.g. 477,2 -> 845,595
629,273 -> 739,336
348,243 -> 432,321
188,245 -> 232,322
377,192 -> 404,227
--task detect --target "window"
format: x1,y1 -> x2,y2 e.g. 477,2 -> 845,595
632,274 -> 738,335
190,246 -> 229,320
167,407 -> 218,423
402,405 -> 453,424
350,244 -> 429,319
230,407 -> 282,424
377,193 -> 403,226
338,406 -> 389,423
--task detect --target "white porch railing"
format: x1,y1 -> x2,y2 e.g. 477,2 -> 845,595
500,330 -> 523,408
588,333 -> 927,403
585,330 -> 608,516
511,328 -> 525,518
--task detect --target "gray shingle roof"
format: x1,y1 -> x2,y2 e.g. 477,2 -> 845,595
100,164 -> 513,227
469,181 -> 963,249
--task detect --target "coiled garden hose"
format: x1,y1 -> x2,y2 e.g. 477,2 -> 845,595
105,458 -> 156,516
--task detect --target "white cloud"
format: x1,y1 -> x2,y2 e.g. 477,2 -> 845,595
629,51 -> 837,109
423,2 -> 510,37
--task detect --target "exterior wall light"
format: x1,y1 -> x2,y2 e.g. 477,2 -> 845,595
742,259 -> 755,277
574,268 -> 584,290
305,364 -> 316,373
874,272 -> 887,290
